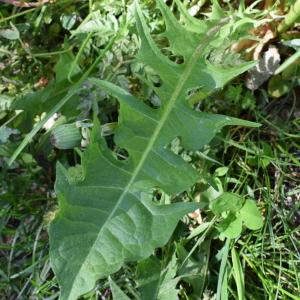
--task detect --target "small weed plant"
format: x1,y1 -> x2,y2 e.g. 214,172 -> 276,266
1,1 -> 299,300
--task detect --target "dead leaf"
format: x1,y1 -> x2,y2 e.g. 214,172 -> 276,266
246,45 -> 280,90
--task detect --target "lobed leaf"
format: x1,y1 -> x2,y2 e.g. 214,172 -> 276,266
49,1 -> 259,299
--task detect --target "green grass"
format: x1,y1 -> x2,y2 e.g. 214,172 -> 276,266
1,0 -> 300,299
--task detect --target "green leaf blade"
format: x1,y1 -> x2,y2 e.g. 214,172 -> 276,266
109,278 -> 131,300
51,156 -> 197,299
240,199 -> 263,230
50,2 -> 260,299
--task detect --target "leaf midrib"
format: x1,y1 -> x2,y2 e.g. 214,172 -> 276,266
66,29 -> 209,300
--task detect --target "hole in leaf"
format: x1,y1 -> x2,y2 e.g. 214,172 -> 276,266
153,189 -> 162,203
161,43 -> 185,64
130,71 -> 162,109
187,87 -> 203,97
114,146 -> 129,161
152,31 -> 185,65
151,73 -> 162,88
149,92 -> 162,108
151,188 -> 171,205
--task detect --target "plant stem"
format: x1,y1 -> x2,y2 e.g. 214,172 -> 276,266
275,48 -> 300,74
8,33 -> 118,166
278,0 -> 300,33
0,7 -> 37,23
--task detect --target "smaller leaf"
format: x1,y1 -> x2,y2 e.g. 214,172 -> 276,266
109,278 -> 131,300
214,166 -> 229,177
176,241 -> 210,296
60,13 -> 77,30
137,254 -> 179,300
55,53 -> 81,82
211,193 -> 244,215
137,256 -> 161,300
0,28 -> 19,40
72,11 -> 116,35
219,214 -> 242,239
187,222 -> 210,240
158,278 -> 179,300
240,200 -> 263,230
201,177 -> 223,205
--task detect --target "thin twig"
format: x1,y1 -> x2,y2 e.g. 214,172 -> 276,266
0,0 -> 50,7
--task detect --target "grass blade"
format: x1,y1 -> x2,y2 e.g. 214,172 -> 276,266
8,34 -> 118,166
217,239 -> 230,300
231,246 -> 245,300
